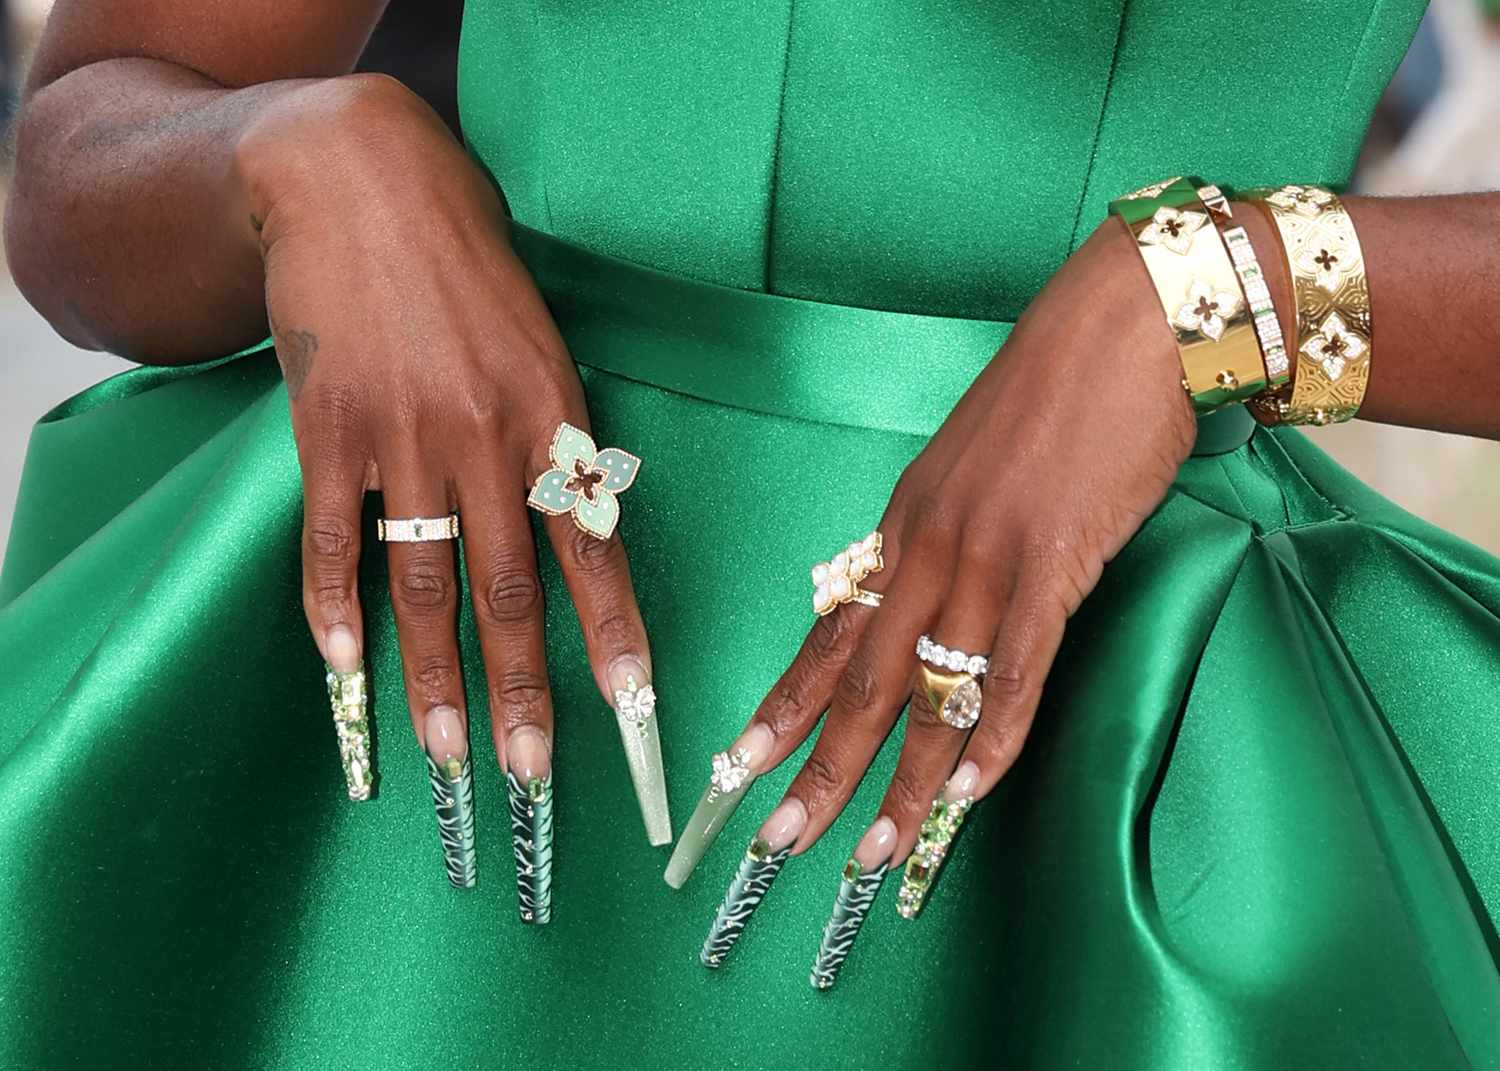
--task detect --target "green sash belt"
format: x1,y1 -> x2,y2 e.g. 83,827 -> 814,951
40,220 -> 1254,458
507,221 -> 1256,455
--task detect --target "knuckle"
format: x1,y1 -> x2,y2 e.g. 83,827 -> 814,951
588,608 -> 637,653
306,576 -> 355,616
494,670 -> 549,715
479,565 -> 544,625
979,713 -> 1029,770
982,660 -> 1031,706
794,747 -> 844,805
884,764 -> 932,820
305,514 -> 358,566
566,525 -> 622,572
832,646 -> 882,716
394,561 -> 455,612
803,609 -> 857,674
412,656 -> 458,696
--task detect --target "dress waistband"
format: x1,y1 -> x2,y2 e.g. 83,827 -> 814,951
507,221 -> 1255,455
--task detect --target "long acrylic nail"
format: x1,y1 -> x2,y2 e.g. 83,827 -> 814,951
896,769 -> 977,919
609,657 -> 672,847
700,798 -> 805,969
664,723 -> 774,888
324,625 -> 373,801
810,817 -> 895,990
506,727 -> 553,924
423,706 -> 476,889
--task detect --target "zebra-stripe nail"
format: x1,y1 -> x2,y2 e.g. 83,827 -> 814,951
811,858 -> 889,989
426,753 -> 477,888
700,837 -> 791,969
507,771 -> 554,924
326,661 -> 373,801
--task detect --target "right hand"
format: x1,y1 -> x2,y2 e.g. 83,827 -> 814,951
236,74 -> 651,799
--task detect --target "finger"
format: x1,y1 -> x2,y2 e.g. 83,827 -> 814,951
895,577 -> 1065,921
378,452 -> 477,889
957,576 -> 1068,800
457,453 -> 555,921
527,417 -> 668,845
297,421 -> 374,803
663,530 -> 890,888
884,565 -> 1008,864
775,543 -> 950,856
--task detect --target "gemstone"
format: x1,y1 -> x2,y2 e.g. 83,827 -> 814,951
944,649 -> 966,672
811,562 -> 830,585
830,552 -> 849,576
843,859 -> 861,882
941,678 -> 983,729
929,644 -> 947,664
966,654 -> 987,676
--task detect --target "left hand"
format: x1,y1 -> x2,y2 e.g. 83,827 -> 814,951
743,215 -> 1201,861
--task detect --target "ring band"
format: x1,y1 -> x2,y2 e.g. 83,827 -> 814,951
377,514 -> 460,542
916,664 -> 983,730
916,635 -> 989,678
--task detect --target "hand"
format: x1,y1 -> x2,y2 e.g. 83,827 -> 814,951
236,75 -> 660,887
739,215 -> 1197,876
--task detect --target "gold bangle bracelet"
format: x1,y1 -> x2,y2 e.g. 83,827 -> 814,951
1194,184 -> 1291,395
1241,184 -> 1371,426
1110,176 -> 1266,414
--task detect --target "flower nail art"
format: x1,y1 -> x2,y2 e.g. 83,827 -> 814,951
709,748 -> 752,799
527,422 -> 641,540
1138,205 -> 1209,256
1300,311 -> 1367,381
614,680 -> 657,733
1173,279 -> 1241,342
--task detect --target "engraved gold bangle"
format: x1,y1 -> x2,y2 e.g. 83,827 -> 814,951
1110,176 -> 1266,414
1241,184 -> 1371,426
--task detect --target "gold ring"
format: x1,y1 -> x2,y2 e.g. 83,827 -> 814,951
916,664 -> 982,730
811,532 -> 883,616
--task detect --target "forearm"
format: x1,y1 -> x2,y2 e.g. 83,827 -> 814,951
1234,191 -> 1500,441
4,62 -> 376,363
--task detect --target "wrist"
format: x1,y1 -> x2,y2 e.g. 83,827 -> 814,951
230,73 -> 494,259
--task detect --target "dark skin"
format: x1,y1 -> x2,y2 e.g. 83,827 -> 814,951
6,0 -> 1500,866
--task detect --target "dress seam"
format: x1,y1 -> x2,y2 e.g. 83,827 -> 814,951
761,0 -> 797,293
1066,0 -> 1131,254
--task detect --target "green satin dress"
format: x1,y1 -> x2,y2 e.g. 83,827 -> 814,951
4,1 -> 1498,1068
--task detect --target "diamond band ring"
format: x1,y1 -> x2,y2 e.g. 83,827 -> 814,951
377,514 -> 460,542
916,635 -> 988,678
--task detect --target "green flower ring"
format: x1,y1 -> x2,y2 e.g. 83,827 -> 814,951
526,422 -> 642,540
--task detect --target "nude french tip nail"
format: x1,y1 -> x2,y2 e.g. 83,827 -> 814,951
506,735 -> 553,923
610,662 -> 672,847
896,794 -> 975,920
663,724 -> 773,889
700,836 -> 792,969
423,706 -> 475,889
325,657 -> 373,802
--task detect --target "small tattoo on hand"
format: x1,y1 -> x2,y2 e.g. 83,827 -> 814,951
269,312 -> 319,401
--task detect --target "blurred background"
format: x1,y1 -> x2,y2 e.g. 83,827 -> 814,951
1,0 -> 1497,559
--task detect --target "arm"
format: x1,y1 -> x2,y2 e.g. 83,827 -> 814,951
5,1 -> 670,869
1239,191 -> 1500,440
3,0 -> 387,360
689,187 -> 1500,919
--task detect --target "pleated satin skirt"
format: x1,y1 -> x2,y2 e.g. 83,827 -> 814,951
2,225 -> 1498,1069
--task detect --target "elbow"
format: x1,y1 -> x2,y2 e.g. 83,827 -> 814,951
3,106 -> 111,355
